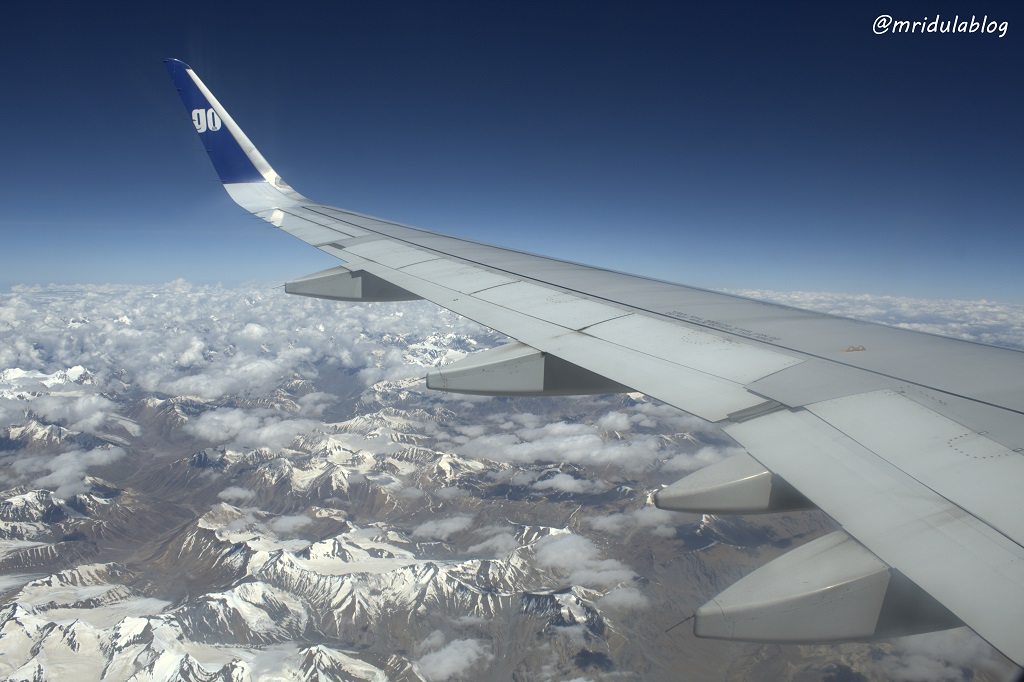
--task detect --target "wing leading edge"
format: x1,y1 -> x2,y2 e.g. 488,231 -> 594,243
164,59 -> 1024,666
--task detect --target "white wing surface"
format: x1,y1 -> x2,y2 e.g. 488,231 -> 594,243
165,59 -> 1024,665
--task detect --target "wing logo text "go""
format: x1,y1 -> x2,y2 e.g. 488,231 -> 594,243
191,108 -> 222,133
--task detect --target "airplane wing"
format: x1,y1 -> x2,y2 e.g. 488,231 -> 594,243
165,59 -> 1024,665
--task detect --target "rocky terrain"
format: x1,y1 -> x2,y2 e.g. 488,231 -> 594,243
0,282 -> 1018,681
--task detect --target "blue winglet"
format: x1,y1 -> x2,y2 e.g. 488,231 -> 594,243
164,59 -> 266,184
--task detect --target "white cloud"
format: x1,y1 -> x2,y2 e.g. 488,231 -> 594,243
532,473 -> 609,495
534,534 -> 635,587
10,445 -> 126,498
174,336 -> 207,368
662,445 -> 742,473
243,643 -> 302,679
455,424 -> 487,438
412,515 -> 474,541
596,411 -> 631,432
509,470 -> 540,486
268,514 -> 312,534
296,392 -> 336,417
866,628 -> 1012,682
29,394 -> 116,433
510,412 -> 542,429
419,629 -> 446,653
248,418 -> 322,451
453,615 -> 487,628
185,408 -> 319,451
598,586 -> 650,610
186,409 -> 262,443
217,486 -> 256,502
589,505 -> 679,538
456,421 -> 666,471
0,283 -> 491,415
433,486 -> 469,500
416,638 -> 493,681
0,404 -> 18,429
632,402 -> 710,433
551,623 -> 588,647
466,528 -> 520,557
397,486 -> 426,500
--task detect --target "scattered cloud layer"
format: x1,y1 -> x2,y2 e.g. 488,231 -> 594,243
456,420 -> 668,471
185,408 -> 320,451
865,628 -> 1017,681
217,486 -> 256,502
0,282 -> 493,493
732,289 -> 1024,350
532,473 -> 609,495
0,281 -> 489,407
589,505 -> 682,539
416,637 -> 493,681
29,394 -> 117,434
11,445 -> 125,497
598,586 -> 651,610
534,534 -> 635,587
412,515 -> 474,541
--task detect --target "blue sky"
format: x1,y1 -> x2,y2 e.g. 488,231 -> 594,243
2,2 -> 1021,300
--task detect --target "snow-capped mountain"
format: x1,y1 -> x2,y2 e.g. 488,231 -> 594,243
0,283 -> 1015,681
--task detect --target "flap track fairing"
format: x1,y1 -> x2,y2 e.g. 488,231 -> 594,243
695,530 -> 962,642
285,265 -> 421,302
425,341 -> 630,396
654,453 -> 813,514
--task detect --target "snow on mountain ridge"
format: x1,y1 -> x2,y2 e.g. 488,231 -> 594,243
3,421 -> 74,448
3,285 -> 1014,679
0,490 -> 62,524
0,365 -> 90,394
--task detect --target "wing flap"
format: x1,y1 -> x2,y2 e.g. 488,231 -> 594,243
808,390 -> 1024,545
342,241 -> 442,269
727,408 -> 1024,664
398,259 -> 517,294
473,281 -> 630,330
585,314 -> 802,385
322,253 -> 788,421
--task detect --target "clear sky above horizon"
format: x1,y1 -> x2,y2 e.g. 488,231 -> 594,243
2,2 -> 1021,301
